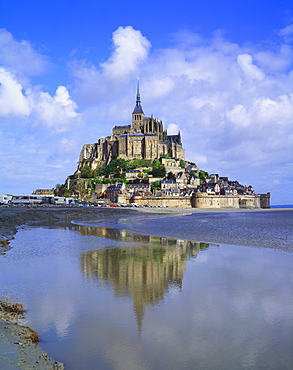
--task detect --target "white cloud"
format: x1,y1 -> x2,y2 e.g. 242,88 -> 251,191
70,26 -> 151,104
144,76 -> 175,99
250,95 -> 293,125
237,54 -> 265,80
255,44 -> 293,73
0,30 -> 80,133
56,138 -> 77,154
101,26 -> 151,78
226,94 -> 293,129
27,85 -> 80,132
0,72 -> 80,132
0,28 -> 49,84
167,123 -> 179,134
0,68 -> 31,117
279,24 -> 293,42
226,104 -> 249,127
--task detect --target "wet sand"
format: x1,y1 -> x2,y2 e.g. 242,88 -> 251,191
0,204 -> 291,249
0,205 -> 126,369
0,321 -> 64,369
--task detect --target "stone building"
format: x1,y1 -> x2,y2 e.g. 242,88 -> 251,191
78,82 -> 185,170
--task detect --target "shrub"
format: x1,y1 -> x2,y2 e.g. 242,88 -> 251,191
180,159 -> 185,168
80,165 -> 93,178
0,295 -> 27,324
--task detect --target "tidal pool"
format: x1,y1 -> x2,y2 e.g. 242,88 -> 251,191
1,222 -> 293,369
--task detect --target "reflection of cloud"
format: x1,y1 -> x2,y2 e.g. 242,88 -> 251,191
37,291 -> 76,338
139,244 -> 293,369
105,333 -> 149,370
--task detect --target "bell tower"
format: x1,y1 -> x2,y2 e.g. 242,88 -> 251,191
132,79 -> 144,132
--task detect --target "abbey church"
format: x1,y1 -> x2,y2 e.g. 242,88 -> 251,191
78,82 -> 185,170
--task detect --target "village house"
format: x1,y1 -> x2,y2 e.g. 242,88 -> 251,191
186,163 -> 199,176
106,183 -> 125,202
127,183 -> 151,196
188,175 -> 200,187
175,172 -> 189,189
124,169 -> 142,180
161,179 -> 176,190
160,158 -> 183,175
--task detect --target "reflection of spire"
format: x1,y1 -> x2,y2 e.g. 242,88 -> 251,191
133,288 -> 145,333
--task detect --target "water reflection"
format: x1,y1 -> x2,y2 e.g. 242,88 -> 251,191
77,225 -> 211,331
2,221 -> 293,369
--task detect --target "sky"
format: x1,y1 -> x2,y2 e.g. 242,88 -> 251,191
0,0 -> 292,205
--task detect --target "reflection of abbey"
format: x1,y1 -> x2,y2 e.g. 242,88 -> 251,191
79,81 -> 184,169
78,225 -> 209,331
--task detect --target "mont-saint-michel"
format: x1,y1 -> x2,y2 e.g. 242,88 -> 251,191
61,82 -> 270,209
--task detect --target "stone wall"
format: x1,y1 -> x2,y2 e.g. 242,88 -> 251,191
191,192 -> 270,209
130,195 -> 192,208
130,192 -> 270,209
257,192 -> 271,208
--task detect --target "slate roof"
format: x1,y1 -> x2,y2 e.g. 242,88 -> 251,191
133,103 -> 144,114
113,125 -> 131,130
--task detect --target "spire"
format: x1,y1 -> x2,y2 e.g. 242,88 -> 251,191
136,78 -> 141,105
132,78 -> 144,114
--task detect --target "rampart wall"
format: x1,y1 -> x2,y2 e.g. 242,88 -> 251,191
191,192 -> 270,209
130,195 -> 192,208
130,192 -> 270,209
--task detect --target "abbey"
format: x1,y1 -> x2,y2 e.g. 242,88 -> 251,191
66,81 -> 270,209
78,82 -> 185,170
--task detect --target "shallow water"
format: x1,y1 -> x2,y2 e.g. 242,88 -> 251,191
1,210 -> 293,369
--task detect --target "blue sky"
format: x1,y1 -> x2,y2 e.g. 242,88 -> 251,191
0,0 -> 292,205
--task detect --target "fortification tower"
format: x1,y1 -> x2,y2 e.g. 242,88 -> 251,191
132,79 -> 145,132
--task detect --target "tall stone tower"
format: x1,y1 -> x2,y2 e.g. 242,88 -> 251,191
132,79 -> 145,132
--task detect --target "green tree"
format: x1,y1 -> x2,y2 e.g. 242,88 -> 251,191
199,170 -> 208,185
151,180 -> 161,193
132,159 -> 152,168
96,167 -> 105,176
180,159 -> 185,168
80,165 -> 93,178
150,159 -> 166,177
199,170 -> 208,179
54,183 -> 62,191
104,156 -> 130,176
